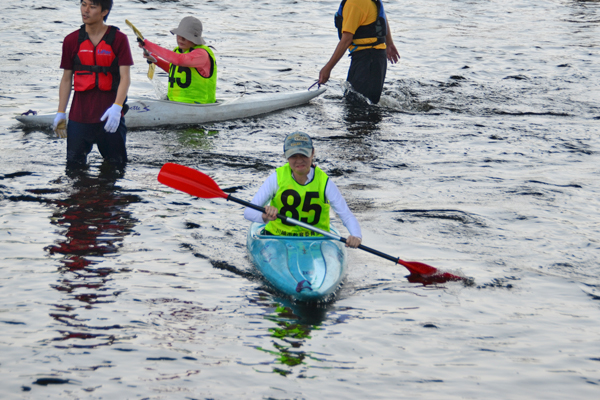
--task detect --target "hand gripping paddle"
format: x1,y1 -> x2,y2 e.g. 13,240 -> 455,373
125,19 -> 156,80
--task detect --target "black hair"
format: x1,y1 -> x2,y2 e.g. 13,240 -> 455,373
81,0 -> 113,21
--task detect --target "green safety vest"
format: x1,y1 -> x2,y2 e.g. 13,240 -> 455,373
168,45 -> 217,104
266,164 -> 331,237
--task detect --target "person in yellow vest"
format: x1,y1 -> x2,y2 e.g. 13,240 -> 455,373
244,132 -> 362,248
137,16 -> 216,104
318,0 -> 400,104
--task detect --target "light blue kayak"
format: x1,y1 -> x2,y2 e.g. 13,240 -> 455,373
246,222 -> 347,302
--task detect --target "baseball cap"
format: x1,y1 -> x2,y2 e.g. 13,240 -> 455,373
284,132 -> 313,159
171,16 -> 206,45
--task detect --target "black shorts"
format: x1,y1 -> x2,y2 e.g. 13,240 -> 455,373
347,48 -> 387,104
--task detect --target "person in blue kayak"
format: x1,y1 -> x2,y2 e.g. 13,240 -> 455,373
318,0 -> 400,104
244,132 -> 363,248
137,16 -> 217,104
53,0 -> 133,166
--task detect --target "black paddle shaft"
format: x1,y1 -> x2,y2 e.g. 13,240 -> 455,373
226,194 -> 317,232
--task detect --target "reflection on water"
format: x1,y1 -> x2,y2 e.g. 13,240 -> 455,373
2,0 -> 600,397
176,127 -> 219,149
254,295 -> 330,377
44,164 -> 141,349
343,98 -> 384,136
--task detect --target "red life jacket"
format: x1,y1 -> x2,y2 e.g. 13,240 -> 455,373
73,25 -> 120,92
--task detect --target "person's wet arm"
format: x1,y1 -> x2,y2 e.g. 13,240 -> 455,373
318,32 -> 354,85
57,69 -> 73,114
114,65 -> 130,107
325,181 -> 362,248
385,20 -> 400,64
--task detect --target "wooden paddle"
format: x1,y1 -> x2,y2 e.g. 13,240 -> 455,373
125,19 -> 155,80
157,162 -> 471,285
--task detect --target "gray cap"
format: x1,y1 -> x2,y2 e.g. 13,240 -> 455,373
284,132 -> 313,159
171,16 -> 206,45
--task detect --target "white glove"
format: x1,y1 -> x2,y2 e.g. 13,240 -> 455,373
100,103 -> 123,133
52,112 -> 66,130
52,112 -> 67,138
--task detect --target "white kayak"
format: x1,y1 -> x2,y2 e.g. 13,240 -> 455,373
15,87 -> 326,129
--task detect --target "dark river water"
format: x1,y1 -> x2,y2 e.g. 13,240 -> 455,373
1,0 -> 600,398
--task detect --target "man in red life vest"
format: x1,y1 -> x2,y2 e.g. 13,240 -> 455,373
53,0 -> 133,167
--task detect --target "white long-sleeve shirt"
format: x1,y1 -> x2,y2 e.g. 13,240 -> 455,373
243,167 -> 362,238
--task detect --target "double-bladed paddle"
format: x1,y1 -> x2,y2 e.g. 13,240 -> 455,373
125,19 -> 155,80
157,162 -> 470,285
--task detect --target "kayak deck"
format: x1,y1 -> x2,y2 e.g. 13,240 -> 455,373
247,222 -> 347,302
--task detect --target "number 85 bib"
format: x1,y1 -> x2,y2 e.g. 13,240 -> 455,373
266,164 -> 331,236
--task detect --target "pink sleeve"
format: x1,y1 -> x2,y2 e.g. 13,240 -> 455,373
144,40 -> 212,78
154,57 -> 170,73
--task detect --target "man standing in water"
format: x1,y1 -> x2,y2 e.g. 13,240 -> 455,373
318,0 -> 400,104
52,0 -> 133,167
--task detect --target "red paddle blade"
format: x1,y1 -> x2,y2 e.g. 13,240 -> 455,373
397,260 -> 438,276
158,163 -> 227,199
398,260 -> 468,285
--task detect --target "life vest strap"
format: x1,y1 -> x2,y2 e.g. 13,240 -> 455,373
77,24 -> 118,46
